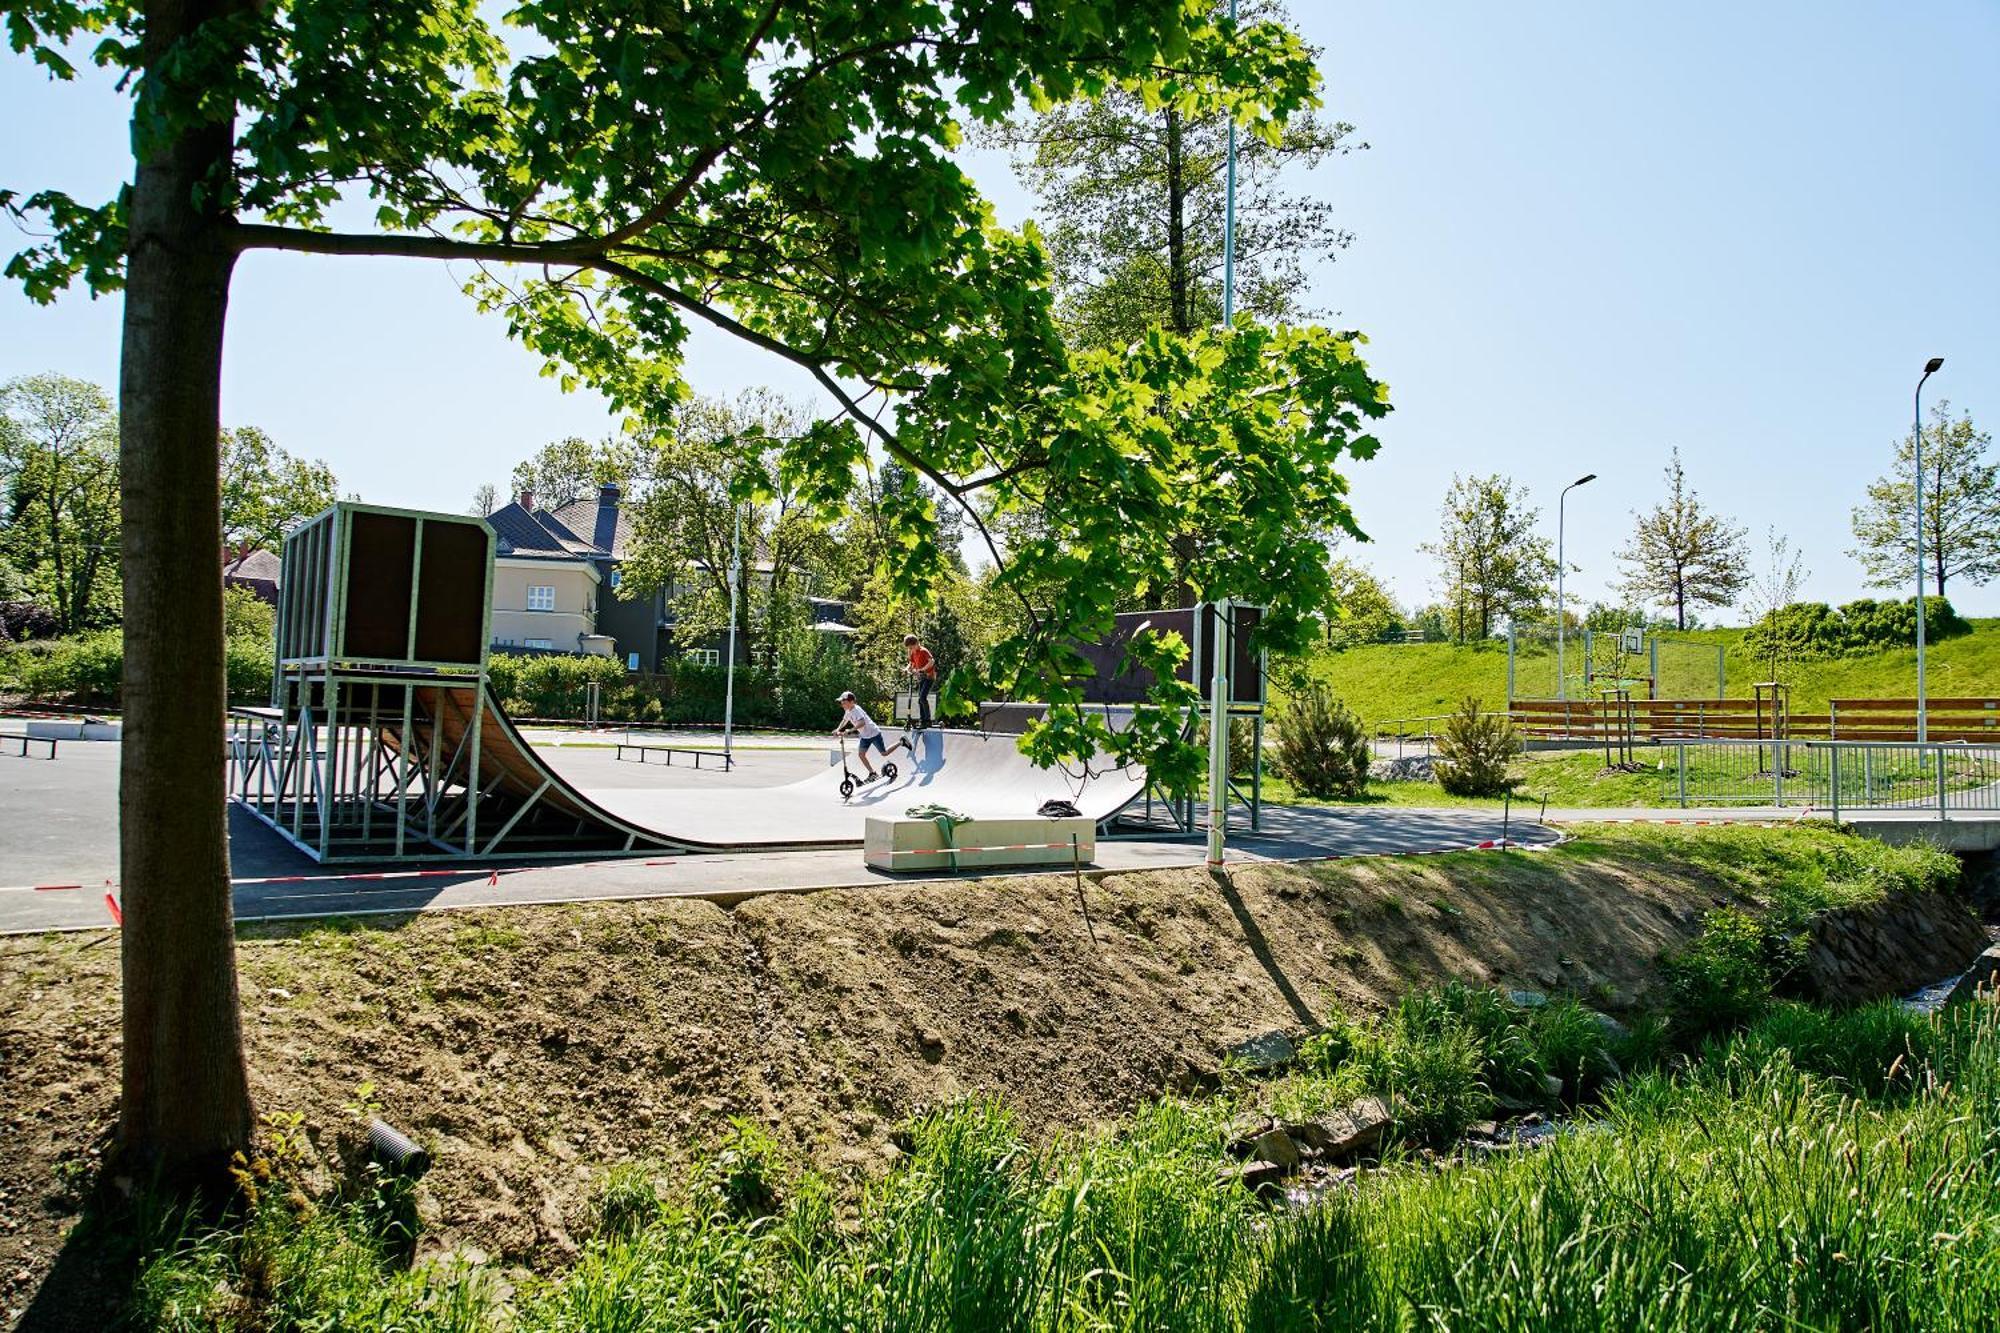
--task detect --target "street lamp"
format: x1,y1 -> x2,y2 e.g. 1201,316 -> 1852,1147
1915,356 -> 1944,743
1556,473 -> 1597,701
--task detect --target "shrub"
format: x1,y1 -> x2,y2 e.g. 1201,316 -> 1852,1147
1743,596 -> 1970,662
1663,907 -> 1774,1040
1530,999 -> 1617,1100
0,600 -> 59,645
1432,695 -> 1520,797
1271,684 -> 1371,798
1193,717 -> 1259,778
1381,1021 -> 1492,1145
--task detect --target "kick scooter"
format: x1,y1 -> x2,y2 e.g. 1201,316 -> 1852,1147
834,734 -> 899,801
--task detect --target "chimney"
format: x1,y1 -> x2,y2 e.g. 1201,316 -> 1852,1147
519,490 -> 535,512
594,481 -> 621,554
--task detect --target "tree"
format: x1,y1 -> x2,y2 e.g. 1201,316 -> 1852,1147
1849,402 -> 2000,598
1614,448 -> 1749,630
984,0 -> 1359,350
1322,557 -> 1401,645
1741,527 -> 1810,685
469,483 -> 499,517
218,426 -> 339,553
508,435 -> 634,510
0,373 -> 121,632
623,389 -> 834,661
1421,474 -> 1555,641
6,1 -> 1368,1186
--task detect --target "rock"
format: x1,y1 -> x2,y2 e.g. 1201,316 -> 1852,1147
1506,989 -> 1548,1009
1368,755 -> 1436,783
1586,1009 -> 1630,1041
1223,1113 -> 1273,1157
1220,1159 -> 1290,1198
1225,1030 -> 1296,1073
1283,1096 -> 1392,1161
1946,945 -> 2000,1006
1541,1073 -> 1565,1101
1467,1120 -> 1501,1140
1247,1128 -> 1301,1171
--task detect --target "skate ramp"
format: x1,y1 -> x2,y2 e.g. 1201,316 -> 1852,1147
577,726 -> 1149,849
375,687 -> 1152,852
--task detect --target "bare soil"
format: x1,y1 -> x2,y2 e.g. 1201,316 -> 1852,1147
1,839 -> 1726,1320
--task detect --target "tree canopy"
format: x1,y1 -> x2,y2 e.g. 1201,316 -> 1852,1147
4,0 -> 1388,1181
218,426 -> 340,554
982,0 -> 1359,350
507,435 -> 635,511
1421,473 -> 1553,641
1614,448 -> 1748,631
0,372 -> 121,632
1849,402 -> 2000,598
7,0 -> 1385,777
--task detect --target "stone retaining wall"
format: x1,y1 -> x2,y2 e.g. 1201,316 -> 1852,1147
1797,886 -> 1990,1006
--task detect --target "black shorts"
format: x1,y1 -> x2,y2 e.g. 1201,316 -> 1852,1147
857,733 -> 887,755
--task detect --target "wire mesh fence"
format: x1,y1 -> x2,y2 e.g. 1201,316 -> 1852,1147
1658,739 -> 2000,813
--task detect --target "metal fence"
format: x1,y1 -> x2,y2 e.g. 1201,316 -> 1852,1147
1661,738 -> 2000,815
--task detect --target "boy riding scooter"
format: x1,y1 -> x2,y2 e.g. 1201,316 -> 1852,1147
832,690 -> 891,784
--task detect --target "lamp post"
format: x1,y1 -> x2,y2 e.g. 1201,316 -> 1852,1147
1915,356 -> 1944,743
1555,473 -> 1596,701
722,496 -> 742,766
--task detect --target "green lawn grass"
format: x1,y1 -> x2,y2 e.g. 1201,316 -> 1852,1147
1301,617 -> 2000,725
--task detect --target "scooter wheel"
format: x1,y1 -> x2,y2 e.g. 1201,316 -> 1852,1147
882,761 -> 899,782
839,778 -> 855,801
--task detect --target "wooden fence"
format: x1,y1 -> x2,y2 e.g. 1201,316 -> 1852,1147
1510,696 -> 2000,743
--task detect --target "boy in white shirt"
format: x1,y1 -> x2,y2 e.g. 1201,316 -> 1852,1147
833,690 -> 888,782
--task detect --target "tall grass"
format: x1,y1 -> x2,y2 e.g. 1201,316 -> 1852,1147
111,995 -> 2000,1331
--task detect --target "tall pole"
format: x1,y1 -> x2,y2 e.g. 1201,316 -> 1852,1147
1205,0 -> 1240,868
1915,357 -> 1943,744
723,496 -> 742,765
1555,474 -> 1595,701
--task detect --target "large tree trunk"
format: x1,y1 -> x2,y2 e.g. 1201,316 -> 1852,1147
117,0 -> 252,1189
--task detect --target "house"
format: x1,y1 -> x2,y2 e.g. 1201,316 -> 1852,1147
484,483 -> 851,670
484,492 -> 617,657
222,546 -> 283,604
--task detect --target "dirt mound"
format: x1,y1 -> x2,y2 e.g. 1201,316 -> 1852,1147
1,844 -> 1727,1312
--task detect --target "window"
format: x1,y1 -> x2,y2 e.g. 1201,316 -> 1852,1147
527,584 -> 556,612
685,648 -> 720,667
525,638 -> 554,650
626,652 -> 641,671
608,569 -> 622,591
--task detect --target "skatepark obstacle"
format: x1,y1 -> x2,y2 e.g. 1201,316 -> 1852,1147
228,503 -> 1168,863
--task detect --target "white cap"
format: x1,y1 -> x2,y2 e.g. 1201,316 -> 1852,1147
836,691 -> 855,702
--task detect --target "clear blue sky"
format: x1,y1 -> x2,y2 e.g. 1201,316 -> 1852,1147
2,1 -> 1994,620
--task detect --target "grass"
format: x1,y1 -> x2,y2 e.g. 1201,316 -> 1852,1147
107,988 -> 2000,1331
1302,616 -> 2000,725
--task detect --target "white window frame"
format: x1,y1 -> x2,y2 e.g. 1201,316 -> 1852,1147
608,569 -> 622,591
524,638 -> 554,651
684,647 -> 720,667
527,584 -> 556,612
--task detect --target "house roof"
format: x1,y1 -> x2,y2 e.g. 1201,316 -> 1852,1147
222,547 -> 283,583
487,502 -> 603,561
550,494 -> 635,560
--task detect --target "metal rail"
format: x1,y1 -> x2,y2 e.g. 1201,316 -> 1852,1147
1,733 -> 58,759
614,741 -> 733,771
1660,738 -> 2000,815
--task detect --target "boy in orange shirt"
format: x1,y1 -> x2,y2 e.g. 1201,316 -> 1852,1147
904,634 -> 937,729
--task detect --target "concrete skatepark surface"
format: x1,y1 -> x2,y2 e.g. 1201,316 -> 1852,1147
0,737 -> 1569,934
567,727 -> 1148,846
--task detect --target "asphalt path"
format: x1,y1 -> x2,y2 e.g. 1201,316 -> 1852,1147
0,740 -> 1567,934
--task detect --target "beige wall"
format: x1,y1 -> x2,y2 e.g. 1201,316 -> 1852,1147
491,557 -> 600,653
